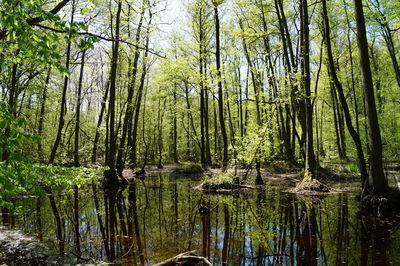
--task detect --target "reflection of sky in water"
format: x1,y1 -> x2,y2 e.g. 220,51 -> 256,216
11,172 -> 400,265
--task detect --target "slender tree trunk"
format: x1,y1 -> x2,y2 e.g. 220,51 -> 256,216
322,0 -> 369,188
172,86 -> 179,163
157,96 -> 165,169
38,68 -> 51,162
236,65 -> 244,138
74,49 -> 86,167
92,82 -> 109,164
239,20 -> 264,183
370,43 -> 383,112
184,81 -> 201,151
105,0 -> 122,184
274,0 -> 299,162
353,0 -> 387,196
301,0 -> 317,179
213,93 -> 218,157
116,3 -> 145,175
380,22 -> 400,87
130,17 -> 151,168
204,63 -> 212,165
199,5 -> 206,166
214,2 -> 228,171
140,81 -> 149,172
329,78 -> 343,158
343,0 -> 360,135
49,1 -> 75,164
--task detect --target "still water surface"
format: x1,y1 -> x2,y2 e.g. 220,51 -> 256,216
9,171 -> 400,265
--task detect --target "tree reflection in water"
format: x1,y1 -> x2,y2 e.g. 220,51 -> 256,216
7,173 -> 400,265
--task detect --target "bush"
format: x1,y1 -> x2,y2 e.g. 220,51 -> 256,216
345,162 -> 359,174
201,172 -> 236,189
172,163 -> 204,174
0,101 -> 100,208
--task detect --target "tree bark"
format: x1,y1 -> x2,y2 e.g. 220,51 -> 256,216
116,3 -> 145,174
38,68 -> 51,162
104,0 -> 122,184
129,16 -> 151,169
214,2 -> 228,171
301,0 -> 317,179
74,49 -> 86,167
199,4 -> 206,166
92,81 -> 109,164
48,0 -> 75,164
353,0 -> 387,195
322,0 -> 369,187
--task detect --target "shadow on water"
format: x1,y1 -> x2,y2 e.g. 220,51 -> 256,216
3,172 -> 400,265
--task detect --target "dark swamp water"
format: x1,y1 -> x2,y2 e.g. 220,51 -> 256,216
3,171 -> 400,265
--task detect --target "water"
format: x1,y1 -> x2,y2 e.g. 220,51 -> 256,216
5,171 -> 400,265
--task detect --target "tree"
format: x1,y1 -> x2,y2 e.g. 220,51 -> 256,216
74,48 -> 86,167
321,0 -> 369,189
48,0 -> 75,164
104,0 -> 122,184
213,0 -> 228,172
300,0 -> 317,179
353,0 -> 388,196
116,1 -> 145,174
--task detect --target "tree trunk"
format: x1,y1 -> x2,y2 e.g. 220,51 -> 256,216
38,68 -> 51,162
49,1 -> 75,164
92,82 -> 109,164
343,0 -> 360,135
199,5 -> 206,166
214,2 -> 228,171
301,0 -> 317,179
129,17 -> 151,168
353,0 -> 387,195
74,49 -> 86,167
380,21 -> 400,87
322,0 -> 369,188
105,0 -> 122,184
116,3 -> 145,175
172,86 -> 179,163
204,63 -> 212,165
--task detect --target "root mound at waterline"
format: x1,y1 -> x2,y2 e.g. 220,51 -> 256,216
289,179 -> 332,194
361,188 -> 400,211
193,172 -> 254,193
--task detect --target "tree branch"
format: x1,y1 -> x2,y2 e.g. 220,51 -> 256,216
0,0 -> 71,40
32,23 -> 165,58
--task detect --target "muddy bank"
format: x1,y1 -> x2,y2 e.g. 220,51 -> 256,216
0,229 -> 56,266
0,228 -> 111,265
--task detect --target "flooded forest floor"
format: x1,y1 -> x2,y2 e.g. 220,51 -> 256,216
1,161 -> 400,265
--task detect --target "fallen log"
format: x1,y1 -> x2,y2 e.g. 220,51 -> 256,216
153,250 -> 212,266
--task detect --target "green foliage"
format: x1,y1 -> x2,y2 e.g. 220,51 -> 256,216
0,101 -> 100,208
0,0 -> 96,73
201,172 -> 235,189
345,161 -> 359,174
172,162 -> 204,174
236,125 -> 272,165
0,101 -> 37,163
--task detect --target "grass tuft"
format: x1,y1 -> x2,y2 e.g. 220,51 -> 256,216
172,163 -> 204,174
201,172 -> 236,189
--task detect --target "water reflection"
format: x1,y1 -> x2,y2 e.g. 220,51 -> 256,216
5,173 -> 400,265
